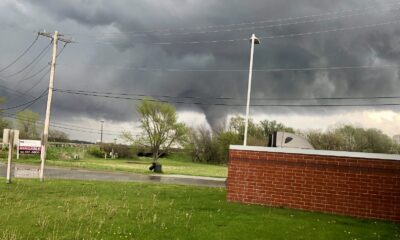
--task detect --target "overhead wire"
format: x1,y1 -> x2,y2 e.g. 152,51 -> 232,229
1,89 -> 48,111
2,41 -> 52,77
20,43 -> 67,95
58,63 -> 400,72
147,19 -> 400,45
3,114 -> 121,136
0,34 -> 39,72
50,88 -> 400,101
52,88 -> 400,108
21,69 -> 50,95
0,82 -> 34,98
66,1 -> 400,37
100,6 -> 400,38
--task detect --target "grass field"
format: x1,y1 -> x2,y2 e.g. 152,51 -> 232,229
1,149 -> 227,178
0,178 -> 399,240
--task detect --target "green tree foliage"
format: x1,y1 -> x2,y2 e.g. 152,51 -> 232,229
186,127 -> 219,163
16,110 -> 41,139
186,117 -> 293,163
304,124 -> 400,154
259,120 -> 295,139
48,129 -> 69,142
0,97 -> 11,138
128,98 -> 187,163
101,144 -> 136,159
228,116 -> 295,146
0,118 -> 11,138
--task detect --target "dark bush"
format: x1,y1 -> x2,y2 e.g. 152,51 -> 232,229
87,145 -> 105,158
100,144 -> 136,158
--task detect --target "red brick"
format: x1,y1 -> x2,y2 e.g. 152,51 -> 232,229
227,149 -> 400,222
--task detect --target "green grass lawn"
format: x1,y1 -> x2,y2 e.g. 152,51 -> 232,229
0,179 -> 398,240
1,152 -> 227,178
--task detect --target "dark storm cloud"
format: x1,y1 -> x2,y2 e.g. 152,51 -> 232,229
2,0 -> 400,129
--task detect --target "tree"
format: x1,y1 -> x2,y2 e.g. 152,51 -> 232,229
228,116 -> 294,146
134,98 -> 187,163
0,118 -> 11,138
259,120 -> 295,139
0,97 -> 11,138
48,129 -> 69,142
304,124 -> 399,154
186,127 -> 218,163
16,110 -> 41,139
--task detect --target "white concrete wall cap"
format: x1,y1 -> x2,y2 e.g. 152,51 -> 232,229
229,145 -> 400,161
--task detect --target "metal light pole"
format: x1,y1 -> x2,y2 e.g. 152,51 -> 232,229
100,120 -> 104,144
243,34 -> 260,146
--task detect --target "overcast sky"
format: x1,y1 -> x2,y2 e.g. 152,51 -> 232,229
1,0 -> 400,142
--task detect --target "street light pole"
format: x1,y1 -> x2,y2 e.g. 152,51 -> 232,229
100,120 -> 104,144
244,34 -> 260,146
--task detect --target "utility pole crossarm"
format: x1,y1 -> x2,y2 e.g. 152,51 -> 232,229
38,31 -> 75,44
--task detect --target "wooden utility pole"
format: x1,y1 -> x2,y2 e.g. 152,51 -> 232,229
38,31 -> 72,182
6,131 -> 14,184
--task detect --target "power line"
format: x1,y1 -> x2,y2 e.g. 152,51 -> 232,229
16,64 -> 49,83
20,43 -> 67,95
51,88 -> 400,101
66,2 -> 400,37
53,88 -> 400,108
0,34 -> 39,72
0,82 -> 34,98
0,42 -> 66,101
21,69 -> 50,95
3,108 -> 122,135
2,42 -> 52,78
89,6 -> 400,39
3,114 -> 121,136
1,89 -> 48,111
49,122 -> 122,134
58,63 -> 400,73
90,18 -> 400,46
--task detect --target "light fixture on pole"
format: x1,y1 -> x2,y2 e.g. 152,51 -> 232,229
244,34 -> 260,146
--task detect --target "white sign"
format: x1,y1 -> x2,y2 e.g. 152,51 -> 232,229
14,166 -> 39,178
19,140 -> 41,154
2,129 -> 19,147
2,129 -> 10,144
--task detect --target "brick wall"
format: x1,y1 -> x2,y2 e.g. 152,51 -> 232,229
227,146 -> 400,222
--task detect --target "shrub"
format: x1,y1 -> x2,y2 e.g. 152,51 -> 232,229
186,127 -> 241,164
87,145 -> 105,158
46,147 -> 84,160
215,130 -> 241,164
186,127 -> 219,163
100,144 -> 136,159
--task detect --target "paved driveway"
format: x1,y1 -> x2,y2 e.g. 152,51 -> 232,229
0,163 -> 226,188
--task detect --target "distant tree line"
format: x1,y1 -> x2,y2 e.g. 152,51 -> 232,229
3,97 -> 398,164
185,116 -> 400,164
119,100 -> 400,164
303,125 -> 400,154
0,98 -> 69,142
185,116 -> 296,164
